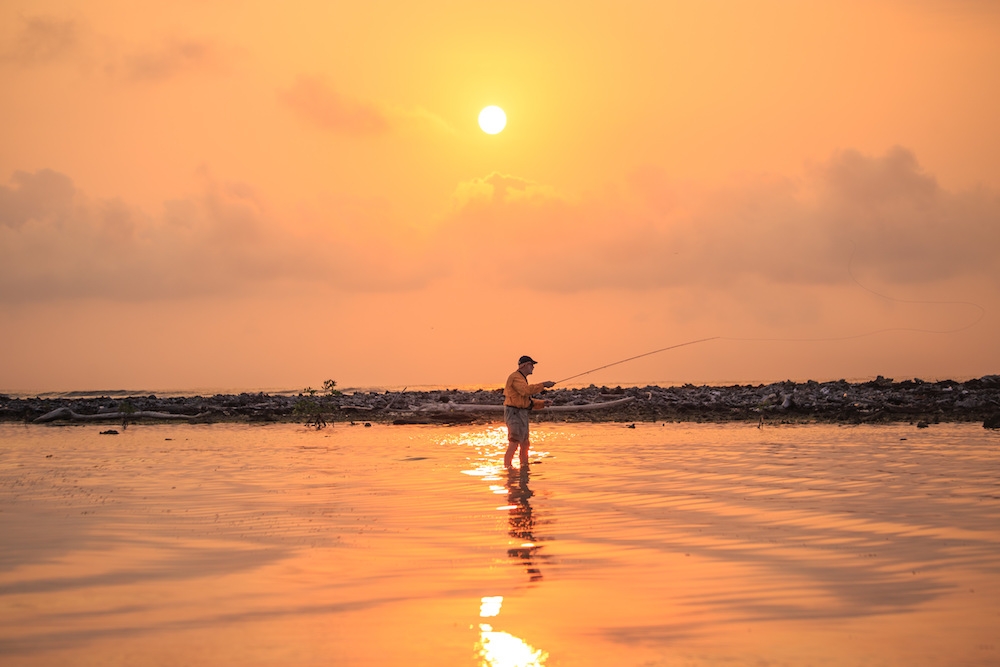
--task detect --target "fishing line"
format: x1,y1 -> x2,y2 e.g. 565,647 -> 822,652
555,242 -> 985,385
844,240 -> 985,328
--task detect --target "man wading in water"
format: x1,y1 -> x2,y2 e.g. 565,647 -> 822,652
504,355 -> 556,468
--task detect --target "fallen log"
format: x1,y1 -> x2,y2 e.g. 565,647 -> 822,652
33,407 -> 210,424
414,396 -> 634,413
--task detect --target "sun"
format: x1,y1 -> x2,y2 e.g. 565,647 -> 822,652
478,106 -> 507,134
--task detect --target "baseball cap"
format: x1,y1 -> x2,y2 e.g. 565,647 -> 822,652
518,355 -> 539,365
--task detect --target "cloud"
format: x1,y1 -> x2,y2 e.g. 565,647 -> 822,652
810,147 -> 1000,283
452,172 -> 557,208
1,16 -> 223,83
0,169 -> 76,228
281,76 -> 390,135
124,37 -> 220,82
438,148 -> 1000,293
2,15 -> 79,66
822,146 -> 937,206
0,169 -> 438,302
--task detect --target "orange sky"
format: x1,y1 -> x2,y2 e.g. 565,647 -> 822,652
2,1 -> 999,392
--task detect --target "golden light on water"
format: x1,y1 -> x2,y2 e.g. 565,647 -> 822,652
477,595 -> 547,667
478,624 -> 548,667
480,596 -> 504,618
4,422 -> 1000,664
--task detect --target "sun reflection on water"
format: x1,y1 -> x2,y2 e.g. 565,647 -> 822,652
449,428 -> 549,581
446,426 -> 553,479
446,430 -> 553,664
477,625 -> 548,667
480,596 -> 503,617
452,427 -> 512,480
477,597 -> 548,667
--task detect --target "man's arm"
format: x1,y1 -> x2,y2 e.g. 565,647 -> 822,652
508,374 -> 557,408
526,380 -> 557,409
524,379 -> 557,395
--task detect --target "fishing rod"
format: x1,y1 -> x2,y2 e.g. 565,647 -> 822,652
555,337 -> 720,384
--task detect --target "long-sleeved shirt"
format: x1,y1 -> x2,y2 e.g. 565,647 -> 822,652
504,370 -> 547,410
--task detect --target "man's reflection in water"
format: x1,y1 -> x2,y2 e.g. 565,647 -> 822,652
505,467 -> 545,582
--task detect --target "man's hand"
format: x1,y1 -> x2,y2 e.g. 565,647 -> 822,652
542,381 -> 556,388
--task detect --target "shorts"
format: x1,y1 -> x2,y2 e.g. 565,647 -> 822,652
504,406 -> 531,442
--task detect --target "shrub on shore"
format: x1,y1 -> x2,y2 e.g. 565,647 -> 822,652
293,379 -> 340,429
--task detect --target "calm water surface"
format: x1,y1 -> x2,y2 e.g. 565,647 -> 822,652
1,422 -> 998,666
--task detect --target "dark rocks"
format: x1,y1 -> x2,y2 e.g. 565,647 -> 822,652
3,375 -> 1000,426
863,375 -> 895,388
984,413 -> 1000,429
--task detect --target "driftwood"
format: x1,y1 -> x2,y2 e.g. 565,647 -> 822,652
33,407 -> 209,424
414,396 -> 634,413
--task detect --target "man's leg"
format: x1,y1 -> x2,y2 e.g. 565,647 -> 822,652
519,438 -> 530,466
504,407 -> 531,468
504,438 -> 520,468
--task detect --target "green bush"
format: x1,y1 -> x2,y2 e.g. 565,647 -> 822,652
294,379 -> 340,429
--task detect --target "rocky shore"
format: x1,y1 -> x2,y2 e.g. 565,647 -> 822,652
4,375 -> 1000,428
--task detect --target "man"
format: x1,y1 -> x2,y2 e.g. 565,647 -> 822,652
503,355 -> 556,468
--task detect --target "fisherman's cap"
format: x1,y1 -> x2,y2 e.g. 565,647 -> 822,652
518,355 -> 539,365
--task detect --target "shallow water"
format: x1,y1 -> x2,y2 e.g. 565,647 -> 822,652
1,422 -> 998,666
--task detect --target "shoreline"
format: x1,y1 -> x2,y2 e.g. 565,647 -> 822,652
4,375 -> 1000,428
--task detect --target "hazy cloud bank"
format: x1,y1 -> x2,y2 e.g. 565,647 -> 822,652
443,147 -> 1000,292
2,148 -> 996,303
0,169 -> 436,302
